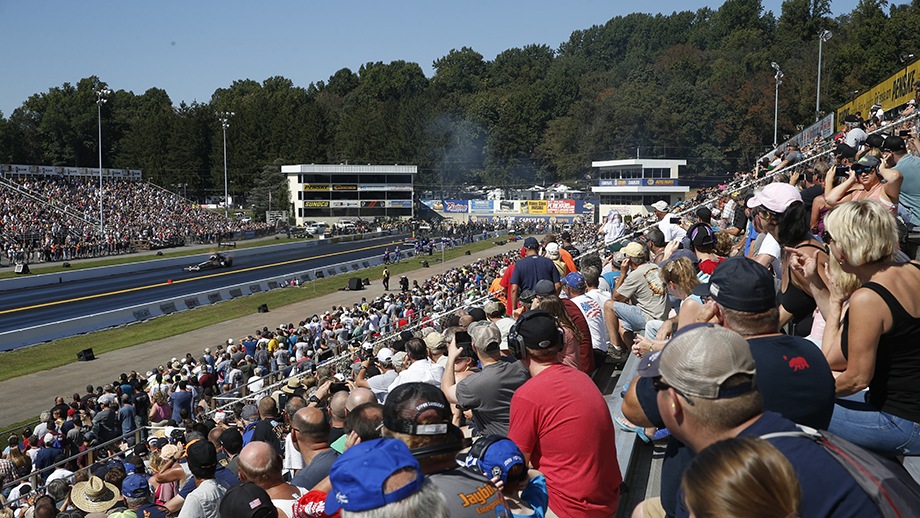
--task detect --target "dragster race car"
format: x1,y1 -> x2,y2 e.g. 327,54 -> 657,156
184,252 -> 233,272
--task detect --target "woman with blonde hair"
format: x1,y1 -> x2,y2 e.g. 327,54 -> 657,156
683,437 -> 801,518
537,295 -> 582,371
792,199 -> 920,457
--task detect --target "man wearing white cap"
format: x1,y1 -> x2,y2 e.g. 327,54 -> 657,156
355,347 -> 397,404
652,200 -> 687,242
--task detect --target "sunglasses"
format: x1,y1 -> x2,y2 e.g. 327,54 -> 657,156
852,167 -> 874,175
652,377 -> 695,405
822,230 -> 833,245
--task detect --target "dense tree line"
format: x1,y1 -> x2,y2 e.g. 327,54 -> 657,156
0,0 -> 918,204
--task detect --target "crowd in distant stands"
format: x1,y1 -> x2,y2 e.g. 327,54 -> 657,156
7,108 -> 920,517
0,177 -> 273,265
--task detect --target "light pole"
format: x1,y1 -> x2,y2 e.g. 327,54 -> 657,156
816,30 -> 832,121
772,62 -> 783,149
218,111 -> 234,218
96,87 -> 111,237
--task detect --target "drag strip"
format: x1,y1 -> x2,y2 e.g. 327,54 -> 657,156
0,235 -> 403,336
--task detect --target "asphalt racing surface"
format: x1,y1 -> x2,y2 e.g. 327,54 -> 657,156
0,235 -> 403,334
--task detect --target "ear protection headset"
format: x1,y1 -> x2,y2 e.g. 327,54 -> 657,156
507,309 -> 564,359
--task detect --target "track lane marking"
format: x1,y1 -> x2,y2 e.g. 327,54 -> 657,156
0,240 -> 400,315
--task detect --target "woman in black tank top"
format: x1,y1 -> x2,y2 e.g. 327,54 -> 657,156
791,200 -> 920,457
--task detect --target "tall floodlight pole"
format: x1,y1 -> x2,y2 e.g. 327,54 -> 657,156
218,111 -> 234,218
772,62 -> 784,149
816,30 -> 832,121
96,88 -> 112,237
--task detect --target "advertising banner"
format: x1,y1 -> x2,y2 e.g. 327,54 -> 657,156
39,166 -> 60,175
497,200 -> 518,213
12,165 -> 36,174
303,200 -> 330,208
599,179 -> 678,187
523,200 -> 547,214
361,200 -> 382,208
422,199 -> 444,211
838,62 -> 919,121
469,199 -> 493,213
386,200 -> 413,208
303,184 -> 329,191
547,199 -> 575,214
332,184 -> 357,191
443,200 -> 469,213
330,200 -> 360,208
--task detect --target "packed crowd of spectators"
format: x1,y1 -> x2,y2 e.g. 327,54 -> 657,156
0,176 -> 273,265
6,108 -> 920,517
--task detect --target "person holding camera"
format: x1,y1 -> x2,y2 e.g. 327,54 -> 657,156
825,155 -> 901,215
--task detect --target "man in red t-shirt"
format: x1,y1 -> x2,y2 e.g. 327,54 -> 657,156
508,310 -> 621,517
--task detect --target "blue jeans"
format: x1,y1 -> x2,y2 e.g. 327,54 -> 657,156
613,301 -> 648,333
828,392 -> 920,457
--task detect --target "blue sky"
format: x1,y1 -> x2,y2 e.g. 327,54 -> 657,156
0,0 -> 860,116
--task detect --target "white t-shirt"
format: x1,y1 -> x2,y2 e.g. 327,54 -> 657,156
757,232 -> 783,280
657,215 -> 687,242
570,294 -> 609,352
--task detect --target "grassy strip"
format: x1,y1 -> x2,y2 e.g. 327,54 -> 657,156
0,238 -> 502,383
0,416 -> 40,449
0,236 -> 306,280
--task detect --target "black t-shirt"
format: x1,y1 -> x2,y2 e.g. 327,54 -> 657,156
800,184 -> 824,216
328,426 -> 345,445
133,391 -> 150,415
251,417 -> 284,455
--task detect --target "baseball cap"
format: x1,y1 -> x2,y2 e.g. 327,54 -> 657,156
121,474 -> 150,498
865,133 -> 885,149
241,404 -> 260,422
483,301 -> 504,317
219,428 -> 244,454
523,237 -> 540,250
638,324 -> 756,400
391,351 -> 407,370
688,224 -> 715,249
515,310 -> 561,350
560,272 -> 586,289
534,279 -> 556,296
468,322 -> 502,353
467,307 -> 487,322
746,182 -> 802,213
651,200 -> 669,212
834,143 -> 857,159
465,437 -> 525,484
881,136 -> 907,152
43,433 -> 55,445
187,439 -> 217,473
376,347 -> 394,364
423,332 -> 445,351
622,241 -> 646,259
700,257 -> 776,312
855,155 -> 881,169
293,490 -> 337,518
383,382 -> 451,436
220,482 -> 278,518
325,439 -> 424,514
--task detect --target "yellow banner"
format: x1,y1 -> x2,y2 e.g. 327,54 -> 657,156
332,184 -> 357,191
524,200 -> 547,214
302,184 -> 329,191
304,201 -> 329,208
837,62 -> 920,123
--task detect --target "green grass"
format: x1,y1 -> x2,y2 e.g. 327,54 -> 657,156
0,417 -> 40,449
0,237 -> 502,383
0,236 -> 306,280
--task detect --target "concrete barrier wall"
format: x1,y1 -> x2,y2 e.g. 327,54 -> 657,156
0,230 -> 506,349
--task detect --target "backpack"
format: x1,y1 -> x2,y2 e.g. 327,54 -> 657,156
762,426 -> 920,518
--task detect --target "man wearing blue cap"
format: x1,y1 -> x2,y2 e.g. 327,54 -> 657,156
325,438 -> 449,517
508,237 -> 560,314
561,271 -> 610,370
122,473 -> 168,518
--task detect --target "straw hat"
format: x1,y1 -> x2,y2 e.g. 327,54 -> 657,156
71,476 -> 120,513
